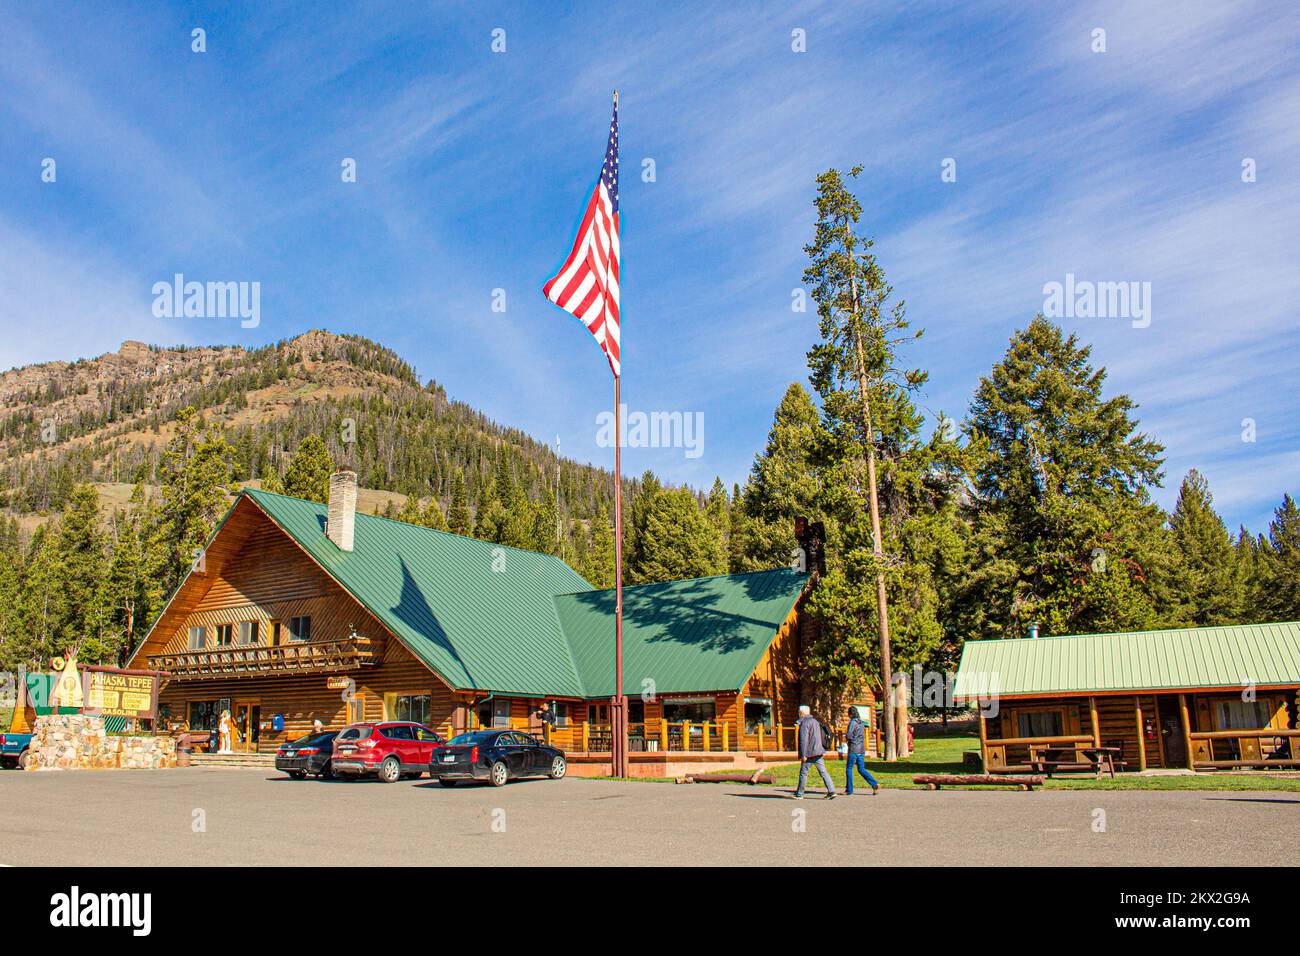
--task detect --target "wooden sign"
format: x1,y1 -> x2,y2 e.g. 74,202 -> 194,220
327,676 -> 352,690
80,666 -> 162,721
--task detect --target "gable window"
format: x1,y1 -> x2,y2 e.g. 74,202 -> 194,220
288,616 -> 312,642
744,697 -> 774,734
1016,709 -> 1064,739
215,624 -> 234,647
187,626 -> 207,650
238,621 -> 260,645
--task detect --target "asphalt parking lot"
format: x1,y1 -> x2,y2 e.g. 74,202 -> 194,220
0,767 -> 1293,866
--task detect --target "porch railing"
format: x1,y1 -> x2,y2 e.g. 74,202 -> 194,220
1189,728 -> 1300,769
456,718 -> 811,754
149,638 -> 383,680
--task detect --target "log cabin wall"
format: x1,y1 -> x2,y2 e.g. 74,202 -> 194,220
157,506 -> 385,655
158,638 -> 458,753
741,601 -> 805,745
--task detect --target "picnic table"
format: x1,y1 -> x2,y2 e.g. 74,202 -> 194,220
1028,744 -> 1124,778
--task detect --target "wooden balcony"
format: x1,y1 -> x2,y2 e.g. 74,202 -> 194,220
149,638 -> 383,681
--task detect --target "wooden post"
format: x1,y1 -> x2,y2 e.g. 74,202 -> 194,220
1179,694 -> 1194,770
582,721 -> 590,752
1134,698 -> 1147,771
683,720 -> 691,752
757,725 -> 765,752
978,711 -> 989,775
721,722 -> 729,752
659,719 -> 668,752
702,722 -> 711,752
1089,696 -> 1101,747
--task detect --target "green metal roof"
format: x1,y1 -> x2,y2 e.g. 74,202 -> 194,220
954,622 -> 1300,700
555,568 -> 807,698
245,490 -> 807,699
247,490 -> 593,697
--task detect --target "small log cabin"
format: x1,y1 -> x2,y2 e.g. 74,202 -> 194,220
954,624 -> 1300,773
126,472 -> 874,774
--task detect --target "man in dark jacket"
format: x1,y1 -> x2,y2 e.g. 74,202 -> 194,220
794,705 -> 836,799
845,706 -> 880,795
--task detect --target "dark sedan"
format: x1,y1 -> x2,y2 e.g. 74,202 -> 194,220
275,731 -> 339,779
428,730 -> 567,787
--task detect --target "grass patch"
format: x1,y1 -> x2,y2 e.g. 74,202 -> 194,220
762,735 -> 1300,791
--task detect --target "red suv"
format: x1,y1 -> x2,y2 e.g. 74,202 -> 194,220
331,722 -> 446,782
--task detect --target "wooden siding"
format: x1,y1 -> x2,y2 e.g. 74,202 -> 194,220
142,494 -> 811,754
159,637 -> 460,752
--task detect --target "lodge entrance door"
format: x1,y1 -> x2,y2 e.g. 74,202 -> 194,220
1156,696 -> 1185,768
233,701 -> 261,753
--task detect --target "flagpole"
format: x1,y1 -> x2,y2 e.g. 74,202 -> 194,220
610,88 -> 629,780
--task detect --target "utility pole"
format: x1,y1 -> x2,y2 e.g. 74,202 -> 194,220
849,269 -> 897,762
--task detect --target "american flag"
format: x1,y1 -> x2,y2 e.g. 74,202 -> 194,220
543,97 -> 621,377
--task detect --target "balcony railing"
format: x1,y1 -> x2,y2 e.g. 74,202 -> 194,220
149,638 -> 383,680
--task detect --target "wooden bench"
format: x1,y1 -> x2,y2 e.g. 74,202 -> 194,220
914,774 -> 1044,791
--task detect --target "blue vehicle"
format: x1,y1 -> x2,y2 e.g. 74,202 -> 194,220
0,732 -> 32,769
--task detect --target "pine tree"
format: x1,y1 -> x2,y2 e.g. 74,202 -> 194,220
626,485 -> 724,583
447,472 -> 472,535
801,167 -> 959,753
146,407 -> 238,603
703,478 -> 731,575
962,317 -> 1167,638
422,496 -> 449,532
282,434 -> 334,503
1166,470 -> 1240,626
57,484 -> 113,662
736,383 -> 826,570
1261,495 -> 1300,621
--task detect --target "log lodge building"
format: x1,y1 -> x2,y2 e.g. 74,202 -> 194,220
126,472 -> 872,776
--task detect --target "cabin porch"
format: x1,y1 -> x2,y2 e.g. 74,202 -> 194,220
979,688 -> 1300,773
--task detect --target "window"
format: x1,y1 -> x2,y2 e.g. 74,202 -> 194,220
238,621 -> 260,645
383,724 -> 413,740
478,698 -> 511,728
551,702 -> 571,727
215,624 -> 234,647
1215,699 -> 1273,730
270,621 -> 282,645
188,700 -> 219,731
414,726 -> 442,742
1016,709 -> 1064,738
289,616 -> 312,642
392,694 -> 432,726
744,697 -> 775,734
187,626 -> 206,650
663,699 -> 716,728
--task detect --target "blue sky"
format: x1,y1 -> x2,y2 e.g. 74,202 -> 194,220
1,1 -> 1297,533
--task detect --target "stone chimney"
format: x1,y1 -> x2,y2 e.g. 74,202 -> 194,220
327,469 -> 358,552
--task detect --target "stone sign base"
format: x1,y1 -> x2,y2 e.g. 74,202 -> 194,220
27,714 -> 177,771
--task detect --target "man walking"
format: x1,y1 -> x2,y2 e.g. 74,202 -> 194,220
794,704 -> 836,800
845,706 -> 880,795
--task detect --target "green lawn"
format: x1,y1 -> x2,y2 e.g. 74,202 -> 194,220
762,735 -> 1300,791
